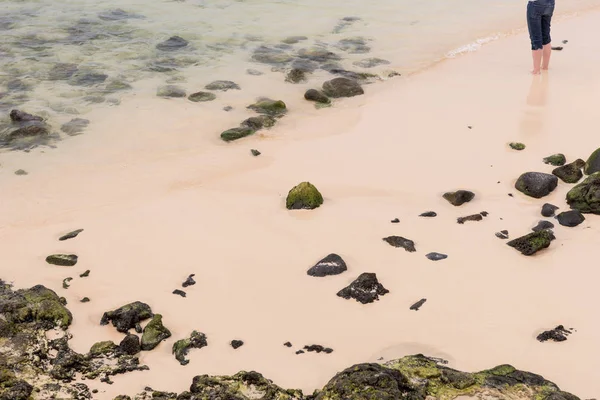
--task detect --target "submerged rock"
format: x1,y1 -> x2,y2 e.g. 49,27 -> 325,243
285,68 -> 307,83
584,147 -> 600,174
543,153 -> 566,166
566,172 -> 600,214
156,36 -> 189,51
532,220 -> 555,232
48,63 -> 78,80
352,58 -> 390,68
322,77 -> 364,98
443,190 -> 475,206
188,91 -> 216,102
382,236 -> 416,252
426,252 -> 447,261
552,159 -> 585,183
410,298 -> 427,311
304,89 -> 330,104
141,314 -> 172,351
286,182 -> 323,210
157,85 -> 186,98
46,254 -> 78,266
59,229 -> 84,241
241,115 -> 277,130
507,230 -> 555,256
542,203 -> 559,217
100,301 -> 153,333
60,118 -> 89,135
205,80 -> 241,91
307,253 -> 347,277
515,172 -> 558,198
336,272 -> 389,304
220,127 -> 255,142
247,99 -> 287,116
537,325 -> 573,342
556,210 -> 585,227
173,331 -> 208,365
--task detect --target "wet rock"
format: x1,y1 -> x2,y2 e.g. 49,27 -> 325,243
536,325 -> 572,342
426,252 -> 447,261
98,8 -> 144,21
251,46 -> 293,64
542,203 -> 559,217
291,58 -> 319,72
286,182 -> 323,210
10,109 -> 42,122
119,334 -> 141,355
556,210 -> 585,227
322,77 -> 364,98
443,190 -> 475,206
336,272 -> 389,304
14,169 -> 27,175
543,153 -> 566,166
457,214 -> 483,224
173,330 -> 208,365
382,236 -> 416,252
585,147 -> 600,174
46,254 -> 78,266
156,36 -> 189,51
307,253 -> 347,277
241,115 -> 277,130
100,301 -> 153,333
509,142 -> 525,150
304,345 -> 333,353
507,230 -> 555,255
205,80 -> 241,91
59,229 -> 84,241
247,99 -> 287,116
495,230 -> 509,239
69,72 -> 108,86
336,37 -> 371,54
141,314 -> 172,351
419,211 -> 437,217
515,172 -> 558,198
60,118 -> 89,135
566,172 -> 600,214
173,289 -> 186,297
220,127 -> 255,142
251,149 -> 261,156
282,36 -> 308,44
157,85 -> 186,98
79,270 -> 90,278
410,298 -> 427,311
391,218 -> 400,223
231,340 -> 244,349
353,58 -> 390,68
304,89 -> 330,104
532,220 -> 554,232
552,159 -> 585,183
182,274 -> 196,288
285,68 -> 307,83
298,47 -> 341,63
48,63 -> 79,81
188,91 -> 216,102
246,69 -> 263,76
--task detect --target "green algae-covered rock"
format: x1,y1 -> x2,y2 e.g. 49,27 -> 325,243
552,159 -> 585,184
190,371 -> 303,400
584,147 -> 600,175
220,127 -> 255,142
7,284 -> 73,329
173,330 -> 207,365
247,99 -> 287,116
566,171 -> 600,214
241,115 -> 277,130
100,301 -> 153,333
543,153 -> 566,166
509,142 -> 526,151
89,341 -> 119,357
506,229 -> 555,256
188,91 -> 217,102
0,369 -> 33,400
286,182 -> 323,210
46,254 -> 78,266
141,314 -> 172,351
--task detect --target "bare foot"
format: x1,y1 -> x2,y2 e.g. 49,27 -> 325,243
531,69 -> 541,75
541,66 -> 549,70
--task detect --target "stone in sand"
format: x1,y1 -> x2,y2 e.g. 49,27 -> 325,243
173,289 -> 186,297
443,190 -> 475,206
307,253 -> 347,277
59,229 -> 84,241
566,172 -> 600,214
231,340 -> 244,349
420,211 -> 437,217
304,345 -> 333,353
60,118 -> 89,135
457,214 -> 483,224
182,274 -> 196,287
10,110 -> 43,122
515,172 -> 558,198
62,278 -> 72,289
284,342 -> 292,347
285,68 -> 307,83
251,149 -> 261,156
156,36 -> 188,51
157,85 -> 186,98
536,325 -> 572,342
410,298 -> 426,311
46,254 -> 78,266
584,147 -> 600,174
495,230 -> 509,239
336,272 -> 389,304
286,182 -> 323,210
119,334 -> 141,355
509,142 -> 525,151
382,236 -> 416,252
391,218 -> 400,223
352,58 -> 390,68
220,127 -> 255,142
14,169 -> 27,175
304,89 -> 331,104
247,99 -> 287,116
541,203 -> 559,217
426,252 -> 447,261
172,330 -> 208,365
543,153 -> 566,166
188,91 -> 216,102
552,159 -> 585,183
507,230 -> 555,256
532,220 -> 554,232
80,270 -> 90,278
556,210 -> 585,227
241,115 -> 277,130
205,80 -> 240,91
141,314 -> 172,351
322,77 -> 364,98
100,301 -> 153,333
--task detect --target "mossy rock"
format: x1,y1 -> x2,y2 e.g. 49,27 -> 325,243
247,99 -> 287,116
89,341 -> 118,357
506,229 -> 555,255
241,115 -> 277,130
584,147 -> 600,174
100,301 -> 153,333
0,369 -> 33,400
141,314 -> 172,351
188,91 -> 217,102
190,371 -> 302,400
552,159 -> 585,184
509,142 -> 526,151
46,254 -> 78,266
286,182 -> 323,210
566,172 -> 600,214
220,127 -> 255,142
543,153 -> 566,166
9,285 -> 73,329
173,330 -> 208,365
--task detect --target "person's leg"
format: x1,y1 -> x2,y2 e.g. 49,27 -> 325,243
541,7 -> 554,70
526,2 -> 544,74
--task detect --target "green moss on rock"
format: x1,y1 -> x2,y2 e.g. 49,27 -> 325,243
247,99 -> 287,116
286,182 -> 323,210
45,254 -> 78,266
510,142 -> 526,151
220,127 -> 255,142
507,229 -> 555,256
584,147 -> 600,175
566,171 -> 600,214
141,314 -> 172,351
543,153 -> 566,166
89,341 -> 118,357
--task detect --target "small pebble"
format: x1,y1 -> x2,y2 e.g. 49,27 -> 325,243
284,342 -> 292,347
426,252 -> 447,261
182,274 -> 196,288
295,350 -> 305,355
80,297 -> 90,303
79,270 -> 90,278
390,218 -> 400,223
173,289 -> 187,297
14,169 -> 28,175
231,340 -> 244,349
410,298 -> 427,310
251,149 -> 261,156
495,230 -> 509,240
419,211 -> 437,217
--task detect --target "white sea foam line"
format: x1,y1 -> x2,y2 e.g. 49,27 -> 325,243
445,34 -> 504,58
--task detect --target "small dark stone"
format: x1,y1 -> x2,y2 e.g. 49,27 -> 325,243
46,254 -> 78,266
426,252 -> 447,261
551,46 -> 563,51
542,203 -> 559,217
419,211 -> 437,217
443,190 -> 475,206
536,325 -> 572,342
251,149 -> 261,156
80,270 -> 90,278
14,169 -> 28,175
156,36 -> 189,51
390,218 -> 400,223
515,172 -> 558,198
532,220 -> 555,232
495,231 -> 509,239
556,210 -> 585,227
336,272 -> 389,304
295,350 -> 305,355
304,345 -> 333,353
552,159 -> 585,184
304,89 -> 330,104
119,334 -> 141,355
173,289 -> 187,297
59,229 -> 84,241
410,298 -> 426,311
507,230 -> 555,255
81,297 -> 90,303
205,80 -> 240,91
457,214 -> 483,224
307,253 -> 347,277
284,342 -> 292,347
382,236 -> 416,252
100,301 -> 153,333
231,340 -> 244,349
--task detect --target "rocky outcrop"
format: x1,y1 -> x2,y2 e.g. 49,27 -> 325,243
584,147 -> 600,174
507,230 -> 555,256
286,182 -> 323,210
566,172 -> 600,214
336,272 -> 389,304
443,190 -> 475,206
552,159 -> 585,183
307,254 -> 347,277
515,172 -> 558,198
141,314 -> 172,351
173,331 -> 208,365
100,301 -> 153,333
322,77 -> 364,98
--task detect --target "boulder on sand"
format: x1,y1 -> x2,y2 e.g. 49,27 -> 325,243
507,230 -> 555,256
515,172 -> 558,198
552,159 -> 585,183
286,182 -> 323,210
443,190 -> 475,206
565,172 -> 600,214
307,254 -> 347,277
336,272 -> 389,304
584,147 -> 600,174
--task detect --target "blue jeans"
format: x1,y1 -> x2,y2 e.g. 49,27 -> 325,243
527,0 -> 555,50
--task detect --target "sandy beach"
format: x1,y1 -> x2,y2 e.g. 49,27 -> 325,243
1,7 -> 600,400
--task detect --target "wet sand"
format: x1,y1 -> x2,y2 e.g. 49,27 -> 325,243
1,8 -> 600,400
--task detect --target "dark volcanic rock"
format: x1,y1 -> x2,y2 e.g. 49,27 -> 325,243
141,314 -> 172,351
383,236 -> 416,252
532,220 -> 554,232
156,36 -> 188,51
182,274 -> 196,288
220,127 -> 255,142
46,254 -> 78,266
425,252 -> 447,261
542,203 -> 559,217
391,218 -> 400,223
172,330 -> 208,365
188,91 -> 217,102
419,211 -> 437,217
59,229 -> 84,241
536,325 -> 572,342
457,214 -> 483,224
584,147 -> 600,175
443,190 -> 475,206
352,58 -> 390,68
251,149 -> 261,156
307,253 -> 347,277
157,85 -> 186,98
543,153 -> 566,166
566,172 -> 600,214
304,345 -> 333,353
336,272 -> 389,304
515,172 -> 558,198
286,182 -> 323,210
173,289 -> 186,297
100,301 -> 153,333
285,68 -> 307,83
119,334 -> 141,355
507,230 -> 555,255
410,298 -> 427,311
495,230 -> 509,239
60,118 -> 90,135
205,80 -> 240,91
322,77 -> 364,98
556,210 -> 585,227
552,159 -> 585,183
304,89 -> 330,104
231,340 -> 244,349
